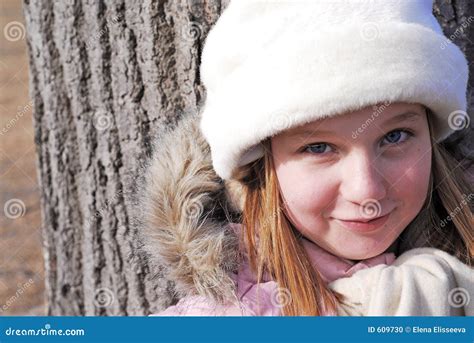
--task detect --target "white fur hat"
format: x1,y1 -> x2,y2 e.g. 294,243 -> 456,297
199,0 -> 469,180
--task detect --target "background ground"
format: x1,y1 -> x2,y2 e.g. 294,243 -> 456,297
0,0 -> 45,316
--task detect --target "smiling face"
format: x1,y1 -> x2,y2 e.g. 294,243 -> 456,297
270,102 -> 432,260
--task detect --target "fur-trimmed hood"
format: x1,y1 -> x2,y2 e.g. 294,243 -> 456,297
136,110 -> 246,303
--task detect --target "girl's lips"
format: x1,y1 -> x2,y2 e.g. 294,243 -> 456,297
333,212 -> 392,233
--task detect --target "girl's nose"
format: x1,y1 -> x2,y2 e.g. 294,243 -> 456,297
340,151 -> 387,205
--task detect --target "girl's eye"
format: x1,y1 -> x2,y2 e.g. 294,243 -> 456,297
381,129 -> 413,146
302,142 -> 333,155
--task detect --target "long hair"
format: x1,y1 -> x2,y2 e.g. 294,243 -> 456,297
398,109 -> 473,263
230,109 -> 473,316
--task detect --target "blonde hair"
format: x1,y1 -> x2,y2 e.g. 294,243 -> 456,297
230,110 -> 473,316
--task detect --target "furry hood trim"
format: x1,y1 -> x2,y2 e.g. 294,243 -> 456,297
136,111 -> 246,303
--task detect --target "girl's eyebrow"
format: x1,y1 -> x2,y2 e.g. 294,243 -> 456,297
382,111 -> 422,126
286,128 -> 335,138
287,111 -> 422,139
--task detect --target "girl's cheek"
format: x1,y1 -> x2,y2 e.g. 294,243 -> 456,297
280,168 -> 336,217
380,146 -> 432,201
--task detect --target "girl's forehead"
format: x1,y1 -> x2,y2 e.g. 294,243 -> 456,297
281,102 -> 425,137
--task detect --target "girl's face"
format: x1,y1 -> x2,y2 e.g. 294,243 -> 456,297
270,102 -> 432,260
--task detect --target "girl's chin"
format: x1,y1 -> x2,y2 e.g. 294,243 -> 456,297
329,243 -> 390,261
328,227 -> 400,260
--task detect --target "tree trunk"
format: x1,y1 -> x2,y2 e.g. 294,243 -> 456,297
23,0 -> 228,316
433,0 -> 474,169
23,0 -> 472,316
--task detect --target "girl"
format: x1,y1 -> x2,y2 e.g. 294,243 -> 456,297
139,0 -> 473,316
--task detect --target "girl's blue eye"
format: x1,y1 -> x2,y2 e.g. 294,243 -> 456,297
302,129 -> 413,155
303,143 -> 333,154
382,129 -> 413,146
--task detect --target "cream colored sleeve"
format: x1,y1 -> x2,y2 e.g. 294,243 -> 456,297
328,248 -> 474,316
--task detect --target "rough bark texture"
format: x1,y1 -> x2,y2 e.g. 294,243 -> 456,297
433,0 -> 474,168
23,0 -> 472,316
23,0 -> 228,316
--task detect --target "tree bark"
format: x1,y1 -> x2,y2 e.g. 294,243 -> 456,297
23,0 -> 472,316
433,0 -> 474,169
23,0 -> 227,316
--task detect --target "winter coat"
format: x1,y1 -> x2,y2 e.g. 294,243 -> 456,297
136,112 -> 474,316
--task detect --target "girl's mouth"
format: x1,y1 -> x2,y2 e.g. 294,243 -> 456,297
333,212 -> 392,234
